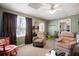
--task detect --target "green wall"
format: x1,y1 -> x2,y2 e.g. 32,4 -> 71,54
71,15 -> 79,32
48,20 -> 58,35
48,14 -> 79,35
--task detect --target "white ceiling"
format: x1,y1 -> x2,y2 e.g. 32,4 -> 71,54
0,3 -> 79,20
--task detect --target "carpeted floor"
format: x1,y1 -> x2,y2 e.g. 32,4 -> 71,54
17,40 -> 56,56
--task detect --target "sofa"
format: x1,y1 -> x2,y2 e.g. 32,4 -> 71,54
55,31 -> 76,52
0,37 -> 18,56
33,32 -> 46,47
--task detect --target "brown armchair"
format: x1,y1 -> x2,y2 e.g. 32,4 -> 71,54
33,32 -> 46,47
55,31 -> 76,52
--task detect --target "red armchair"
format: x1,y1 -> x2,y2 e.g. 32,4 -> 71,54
0,37 -> 18,56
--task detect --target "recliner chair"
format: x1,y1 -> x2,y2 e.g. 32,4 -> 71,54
33,32 -> 46,47
55,31 -> 76,52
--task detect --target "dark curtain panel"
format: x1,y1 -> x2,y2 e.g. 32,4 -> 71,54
2,12 -> 17,44
25,17 -> 32,44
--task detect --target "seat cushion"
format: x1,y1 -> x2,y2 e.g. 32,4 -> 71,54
34,39 -> 44,43
0,45 -> 18,51
6,45 -> 17,49
56,42 -> 71,49
59,36 -> 75,43
0,46 -> 11,51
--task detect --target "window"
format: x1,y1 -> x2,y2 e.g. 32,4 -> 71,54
16,16 -> 26,37
39,23 -> 45,32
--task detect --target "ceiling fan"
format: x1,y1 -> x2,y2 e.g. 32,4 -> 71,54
48,4 -> 62,14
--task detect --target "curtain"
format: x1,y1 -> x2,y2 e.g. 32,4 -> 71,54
25,17 -> 32,44
2,12 -> 17,44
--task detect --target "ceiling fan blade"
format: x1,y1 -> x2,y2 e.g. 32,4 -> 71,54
54,4 -> 60,9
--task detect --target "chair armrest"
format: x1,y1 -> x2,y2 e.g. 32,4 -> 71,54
42,37 -> 45,40
32,36 -> 38,42
56,38 -> 62,42
0,43 -> 6,51
0,43 -> 5,46
70,41 -> 76,45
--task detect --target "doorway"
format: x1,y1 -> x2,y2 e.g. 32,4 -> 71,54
58,19 -> 71,34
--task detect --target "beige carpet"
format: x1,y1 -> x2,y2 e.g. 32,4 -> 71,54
17,40 -> 55,56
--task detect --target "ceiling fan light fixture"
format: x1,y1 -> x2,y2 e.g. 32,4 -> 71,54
28,3 -> 42,9
48,10 -> 56,14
